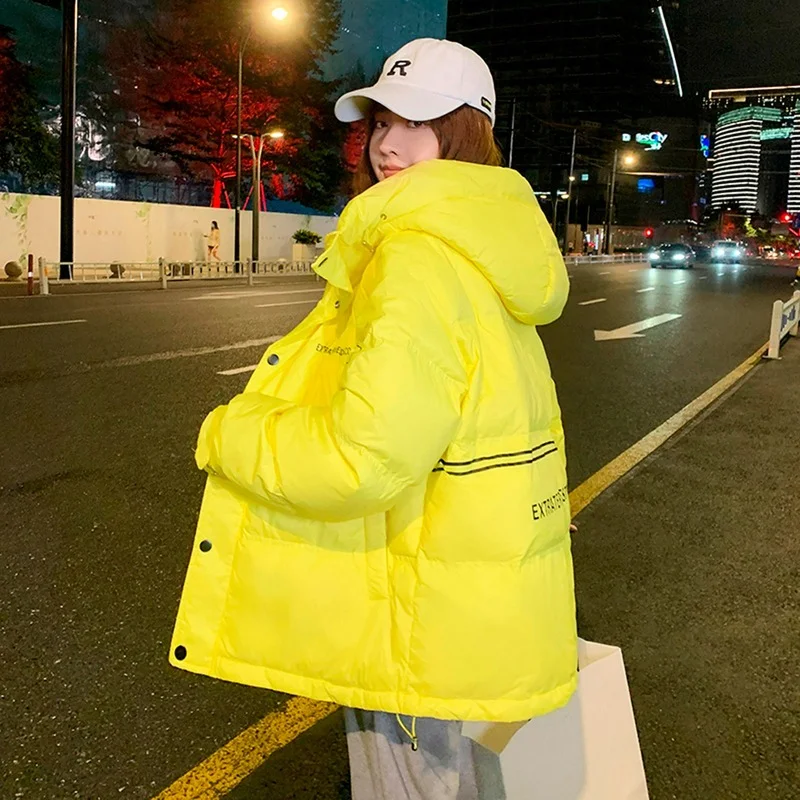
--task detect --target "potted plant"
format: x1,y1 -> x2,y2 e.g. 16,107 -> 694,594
292,229 -> 322,263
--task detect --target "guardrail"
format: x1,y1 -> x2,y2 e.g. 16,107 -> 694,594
564,253 -> 645,266
766,290 -> 800,359
33,252 -> 642,295
37,257 -> 318,294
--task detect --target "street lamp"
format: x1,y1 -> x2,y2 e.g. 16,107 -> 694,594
235,5 -> 289,268
241,130 -> 284,266
603,150 -> 638,254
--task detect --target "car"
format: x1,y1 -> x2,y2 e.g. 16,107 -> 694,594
711,240 -> 744,263
648,243 -> 696,268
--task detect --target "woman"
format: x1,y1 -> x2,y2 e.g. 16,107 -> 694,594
206,220 -> 220,261
170,38 -> 577,799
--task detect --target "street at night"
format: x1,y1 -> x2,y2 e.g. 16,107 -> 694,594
3,0 -> 800,797
2,260 -> 798,798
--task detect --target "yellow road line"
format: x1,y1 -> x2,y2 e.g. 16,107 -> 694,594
152,340 -> 768,798
569,341 -> 767,516
152,697 -> 337,799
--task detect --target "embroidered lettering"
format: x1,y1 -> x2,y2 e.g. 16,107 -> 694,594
387,59 -> 412,77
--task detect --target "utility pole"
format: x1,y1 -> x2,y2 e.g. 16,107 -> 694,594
603,149 -> 620,255
562,128 -> 577,254
508,98 -> 516,169
59,0 -> 78,278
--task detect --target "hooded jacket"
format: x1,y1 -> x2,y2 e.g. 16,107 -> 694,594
169,159 -> 578,723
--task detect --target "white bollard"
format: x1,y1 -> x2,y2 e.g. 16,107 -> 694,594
767,299 -> 784,359
159,257 -> 168,290
38,257 -> 49,295
791,291 -> 800,337
247,259 -> 254,286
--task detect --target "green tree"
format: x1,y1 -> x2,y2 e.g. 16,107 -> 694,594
0,25 -> 59,190
104,0 -> 345,210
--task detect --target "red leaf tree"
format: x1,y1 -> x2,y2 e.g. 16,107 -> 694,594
106,0 -> 344,209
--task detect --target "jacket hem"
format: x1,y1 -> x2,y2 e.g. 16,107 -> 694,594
170,654 -> 579,723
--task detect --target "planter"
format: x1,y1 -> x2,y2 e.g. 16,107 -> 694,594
292,243 -> 317,263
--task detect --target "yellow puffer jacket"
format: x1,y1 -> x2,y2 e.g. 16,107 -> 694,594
170,159 -> 578,723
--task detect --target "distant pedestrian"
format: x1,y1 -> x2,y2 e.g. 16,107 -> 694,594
206,220 -> 220,261
170,37 -> 576,800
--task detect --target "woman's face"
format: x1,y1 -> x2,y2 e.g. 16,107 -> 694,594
369,108 -> 441,181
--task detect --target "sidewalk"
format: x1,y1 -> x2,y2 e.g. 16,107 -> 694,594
573,339 -> 800,798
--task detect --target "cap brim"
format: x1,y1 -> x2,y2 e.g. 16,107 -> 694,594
334,83 -> 464,123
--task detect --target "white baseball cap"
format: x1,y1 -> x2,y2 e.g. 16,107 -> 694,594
335,38 -> 496,127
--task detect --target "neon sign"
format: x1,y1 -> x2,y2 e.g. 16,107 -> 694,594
700,134 -> 710,158
635,131 -> 668,151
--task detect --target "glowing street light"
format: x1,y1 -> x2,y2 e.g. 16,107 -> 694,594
604,150 -> 639,253
241,130 -> 287,265
235,4 -> 291,267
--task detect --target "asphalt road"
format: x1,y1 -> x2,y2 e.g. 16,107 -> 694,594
0,259 -> 796,799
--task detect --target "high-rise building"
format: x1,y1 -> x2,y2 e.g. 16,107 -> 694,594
788,103 -> 800,214
710,108 -> 776,213
707,88 -> 800,216
323,0 -> 447,82
447,1 -> 688,189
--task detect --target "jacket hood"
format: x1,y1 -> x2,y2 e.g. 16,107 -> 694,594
315,159 -> 569,326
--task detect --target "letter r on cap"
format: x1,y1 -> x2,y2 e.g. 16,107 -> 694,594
387,60 -> 412,77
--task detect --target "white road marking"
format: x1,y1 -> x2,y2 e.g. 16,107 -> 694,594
628,269 -> 638,273
598,271 -> 611,275
594,313 -> 682,341
0,319 -> 86,331
99,337 -> 282,370
578,298 -> 607,306
190,288 -> 323,302
218,364 -> 259,376
636,287 -> 656,293
254,299 -> 320,309
699,276 -> 708,280
673,279 -> 687,285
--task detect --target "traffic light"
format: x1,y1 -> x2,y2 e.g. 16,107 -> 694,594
780,212 -> 792,223
644,227 -> 654,239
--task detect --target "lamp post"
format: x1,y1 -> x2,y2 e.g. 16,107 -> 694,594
60,0 -> 78,278
562,128 -> 577,255
242,130 -> 284,266
234,5 -> 289,269
603,150 -> 637,254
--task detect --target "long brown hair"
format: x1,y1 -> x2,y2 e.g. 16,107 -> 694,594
351,104 -> 504,196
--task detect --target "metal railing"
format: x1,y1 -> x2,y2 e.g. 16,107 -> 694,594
564,253 -> 645,266
34,252 -> 643,294
38,257 -> 318,292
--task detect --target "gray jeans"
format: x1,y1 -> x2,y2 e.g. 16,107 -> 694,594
345,708 -> 506,800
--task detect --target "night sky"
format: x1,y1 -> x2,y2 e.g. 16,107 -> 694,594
0,0 -> 797,99
685,0 -> 800,90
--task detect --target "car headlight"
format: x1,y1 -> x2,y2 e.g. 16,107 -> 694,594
673,252 -> 686,261
713,248 -> 723,257
649,252 -> 660,260
733,249 -> 742,258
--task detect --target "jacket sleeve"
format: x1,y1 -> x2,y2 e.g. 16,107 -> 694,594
530,201 -> 569,326
195,234 -> 469,522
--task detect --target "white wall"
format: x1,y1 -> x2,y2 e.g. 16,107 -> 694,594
0,193 -> 338,268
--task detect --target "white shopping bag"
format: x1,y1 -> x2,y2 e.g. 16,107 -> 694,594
463,640 -> 649,800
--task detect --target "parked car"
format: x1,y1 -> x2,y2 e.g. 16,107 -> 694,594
648,243 -> 696,268
711,240 -> 744,262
